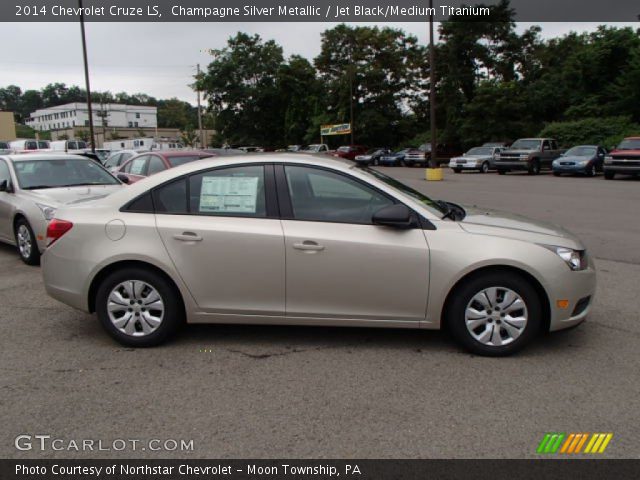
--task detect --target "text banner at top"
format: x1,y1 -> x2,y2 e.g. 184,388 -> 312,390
3,0 -> 640,22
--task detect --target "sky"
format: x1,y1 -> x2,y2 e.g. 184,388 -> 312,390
0,22 -> 634,106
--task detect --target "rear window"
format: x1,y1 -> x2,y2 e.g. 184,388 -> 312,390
167,155 -> 208,168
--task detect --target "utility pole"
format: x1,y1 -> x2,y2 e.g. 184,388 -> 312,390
196,64 -> 204,148
79,0 -> 95,153
428,0 -> 438,168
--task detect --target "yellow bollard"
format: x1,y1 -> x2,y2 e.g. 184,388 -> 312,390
425,167 -> 444,181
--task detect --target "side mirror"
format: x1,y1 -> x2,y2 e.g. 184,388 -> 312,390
372,204 -> 416,229
0,180 -> 12,193
117,174 -> 130,184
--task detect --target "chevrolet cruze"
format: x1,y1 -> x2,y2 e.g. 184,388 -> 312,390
41,155 -> 596,355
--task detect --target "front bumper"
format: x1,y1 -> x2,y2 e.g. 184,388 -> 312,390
449,161 -> 482,169
547,255 -> 597,332
604,164 -> 640,174
495,161 -> 528,170
552,164 -> 588,173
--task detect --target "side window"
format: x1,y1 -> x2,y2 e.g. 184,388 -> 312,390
551,140 -> 558,150
25,141 -> 37,150
68,141 -> 77,150
154,178 -> 187,214
129,156 -> 148,175
0,160 -> 10,185
124,191 -> 154,213
146,156 -> 166,176
542,140 -> 550,151
189,165 -> 266,217
105,154 -> 121,168
284,166 -> 394,224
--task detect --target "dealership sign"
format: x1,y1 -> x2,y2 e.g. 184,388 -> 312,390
321,123 -> 351,136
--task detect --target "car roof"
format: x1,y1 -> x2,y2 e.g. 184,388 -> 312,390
1,153 -> 91,163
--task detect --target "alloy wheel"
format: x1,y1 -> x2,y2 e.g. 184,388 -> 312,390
17,225 -> 32,260
107,280 -> 165,337
465,287 -> 528,347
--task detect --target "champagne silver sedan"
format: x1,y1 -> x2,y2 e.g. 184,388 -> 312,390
41,155 -> 596,356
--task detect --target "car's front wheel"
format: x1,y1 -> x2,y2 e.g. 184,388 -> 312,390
446,271 -> 542,356
480,162 -> 489,173
96,267 -> 184,347
15,218 -> 40,265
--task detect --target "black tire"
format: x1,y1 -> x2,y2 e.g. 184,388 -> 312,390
528,159 -> 541,175
553,171 -> 561,177
404,161 -> 413,168
604,171 -> 615,180
446,271 -> 542,356
497,169 -> 507,175
480,162 -> 489,174
586,164 -> 596,177
14,218 -> 40,266
453,168 -> 462,173
95,267 -> 184,347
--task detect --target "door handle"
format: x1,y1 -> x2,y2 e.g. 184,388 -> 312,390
173,232 -> 203,242
293,241 -> 325,252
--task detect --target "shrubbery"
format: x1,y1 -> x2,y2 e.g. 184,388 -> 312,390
538,116 -> 640,149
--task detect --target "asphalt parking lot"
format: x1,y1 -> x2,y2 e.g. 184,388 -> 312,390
1,168 -> 639,459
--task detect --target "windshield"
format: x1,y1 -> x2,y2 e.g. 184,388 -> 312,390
617,139 -> 640,150
564,146 -> 596,157
510,139 -> 541,150
466,147 -> 493,156
167,155 -> 209,168
14,159 -> 119,190
359,167 -> 446,215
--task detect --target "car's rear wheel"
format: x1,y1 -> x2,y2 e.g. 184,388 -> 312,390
15,218 -> 40,266
446,271 -> 541,356
96,268 -> 184,347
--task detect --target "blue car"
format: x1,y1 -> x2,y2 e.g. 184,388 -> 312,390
552,145 -> 607,177
379,149 -> 411,166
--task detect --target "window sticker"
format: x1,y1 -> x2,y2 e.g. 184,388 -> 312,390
200,176 -> 259,213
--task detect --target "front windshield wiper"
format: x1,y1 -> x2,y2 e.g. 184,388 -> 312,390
22,185 -> 55,190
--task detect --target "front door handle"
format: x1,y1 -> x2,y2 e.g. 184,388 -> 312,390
293,241 -> 325,252
173,232 -> 203,242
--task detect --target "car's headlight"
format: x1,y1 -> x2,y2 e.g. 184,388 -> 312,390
604,156 -> 613,164
36,203 -> 57,221
578,160 -> 589,166
542,245 -> 587,271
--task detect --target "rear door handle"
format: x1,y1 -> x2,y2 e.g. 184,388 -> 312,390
293,241 -> 325,252
173,232 -> 203,242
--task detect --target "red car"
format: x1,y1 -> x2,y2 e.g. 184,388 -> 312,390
604,136 -> 640,180
333,145 -> 368,160
116,151 -> 214,184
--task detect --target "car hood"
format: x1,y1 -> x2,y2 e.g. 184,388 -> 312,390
501,149 -> 535,155
22,185 -> 123,206
458,206 -> 583,249
451,154 -> 492,161
611,149 -> 640,157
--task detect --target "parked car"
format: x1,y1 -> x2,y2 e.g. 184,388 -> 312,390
9,139 -> 51,153
552,145 -> 606,177
449,146 -> 504,173
483,142 -> 510,148
238,146 -> 263,153
0,141 -> 11,155
93,149 -> 111,164
379,149 -> 411,166
495,138 -> 563,175
103,149 -> 143,173
405,143 -> 464,167
0,154 -> 122,264
42,155 -> 595,356
115,151 -> 214,184
334,145 -> 368,160
603,137 -> 640,180
287,145 -> 303,152
354,148 -> 390,167
301,144 -> 331,154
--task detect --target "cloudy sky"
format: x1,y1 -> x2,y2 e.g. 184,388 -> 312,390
0,22 -> 632,106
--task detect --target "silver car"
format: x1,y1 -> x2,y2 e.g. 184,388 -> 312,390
449,146 -> 504,173
0,154 -> 123,265
41,155 -> 596,356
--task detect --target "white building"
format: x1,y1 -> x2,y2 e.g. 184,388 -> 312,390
26,103 -> 157,131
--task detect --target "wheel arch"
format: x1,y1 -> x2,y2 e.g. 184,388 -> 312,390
87,259 -> 186,315
441,265 -> 551,333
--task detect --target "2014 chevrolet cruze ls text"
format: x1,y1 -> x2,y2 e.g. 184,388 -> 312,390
41,155 -> 596,356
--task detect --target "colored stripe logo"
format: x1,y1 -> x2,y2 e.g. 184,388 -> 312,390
537,433 -> 613,454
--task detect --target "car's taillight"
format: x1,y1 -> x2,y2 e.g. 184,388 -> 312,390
46,219 -> 73,246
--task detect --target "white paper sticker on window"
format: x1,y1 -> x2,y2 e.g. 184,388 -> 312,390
200,176 -> 259,213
